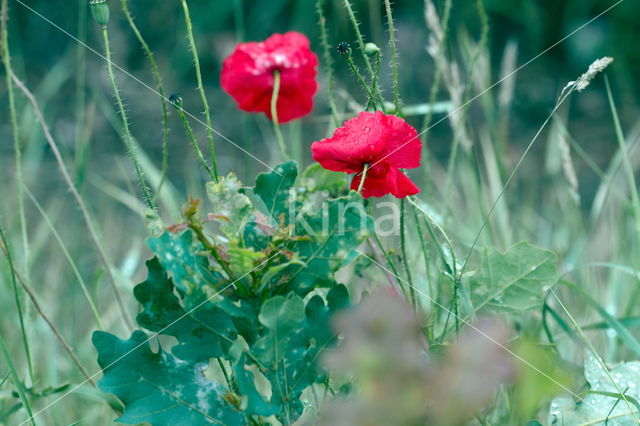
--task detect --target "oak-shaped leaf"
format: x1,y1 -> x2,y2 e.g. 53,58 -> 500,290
92,330 -> 245,425
134,258 -> 237,363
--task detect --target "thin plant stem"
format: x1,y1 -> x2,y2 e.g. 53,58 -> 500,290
180,0 -> 219,182
271,70 -> 290,160
444,0 -> 489,207
11,72 -> 134,332
24,188 -> 105,330
74,0 -> 89,187
357,164 -> 369,194
176,107 -> 216,181
0,336 -> 35,425
383,0 -> 400,113
0,236 -> 96,387
605,75 -> 640,233
400,198 -> 417,308
0,225 -> 34,382
232,0 -> 245,41
0,0 -> 29,277
342,0 -> 381,96
459,87 -> 577,278
345,52 -> 378,109
412,205 -> 434,307
368,204 -> 405,295
120,0 -> 170,197
421,0 -> 452,136
316,0 -> 340,127
550,289 -> 640,424
101,25 -> 155,211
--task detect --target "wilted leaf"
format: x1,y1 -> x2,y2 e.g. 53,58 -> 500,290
206,173 -> 253,237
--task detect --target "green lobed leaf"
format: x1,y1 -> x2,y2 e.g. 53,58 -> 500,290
549,354 -> 640,425
147,230 -> 221,307
470,242 -> 558,313
92,330 -> 245,425
248,285 -> 351,422
286,192 -> 374,295
252,161 -> 298,226
134,258 -> 237,363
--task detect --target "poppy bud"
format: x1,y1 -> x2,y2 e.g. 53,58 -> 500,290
89,0 -> 110,26
336,42 -> 351,56
169,93 -> 183,110
364,43 -> 381,57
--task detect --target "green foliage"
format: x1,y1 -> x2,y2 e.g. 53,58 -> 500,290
549,354 -> 640,425
93,163 -> 369,424
470,242 -> 558,313
92,330 -> 244,425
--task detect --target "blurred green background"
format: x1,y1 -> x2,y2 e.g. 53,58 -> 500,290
1,0 -> 640,423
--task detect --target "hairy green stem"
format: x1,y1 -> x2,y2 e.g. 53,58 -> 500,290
342,0 -> 379,92
180,0 -> 219,182
177,108 -> 216,181
345,53 -> 378,109
383,0 -> 401,113
101,25 -> 155,211
120,0 -> 170,197
316,0 -> 340,127
271,70 -> 289,160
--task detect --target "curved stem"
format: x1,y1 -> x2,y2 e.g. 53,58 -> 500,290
177,108 -> 216,181
271,70 -> 289,160
345,53 -> 378,110
102,25 -> 155,211
357,163 -> 369,194
342,0 -> 382,98
180,0 -> 219,182
120,0 -> 170,196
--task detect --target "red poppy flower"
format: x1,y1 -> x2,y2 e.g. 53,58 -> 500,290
311,111 -> 422,198
220,32 -> 318,123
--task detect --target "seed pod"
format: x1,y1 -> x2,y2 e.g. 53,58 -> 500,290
336,42 -> 351,56
169,93 -> 183,110
364,43 -> 381,57
89,0 -> 110,26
